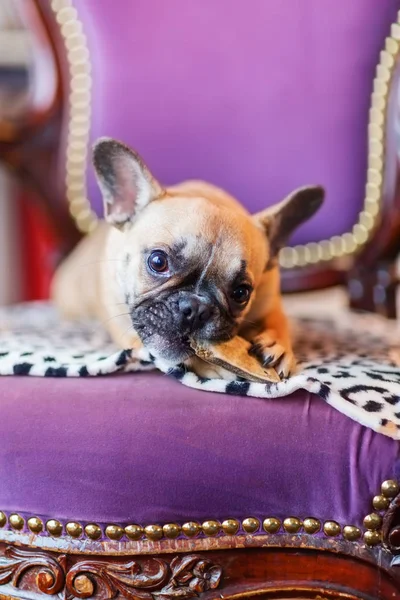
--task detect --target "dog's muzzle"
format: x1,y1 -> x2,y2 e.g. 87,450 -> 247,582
177,295 -> 213,333
131,291 -> 217,362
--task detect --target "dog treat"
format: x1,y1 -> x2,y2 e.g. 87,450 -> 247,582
191,336 -> 280,383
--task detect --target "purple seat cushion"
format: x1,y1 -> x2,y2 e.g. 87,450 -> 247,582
77,0 -> 398,245
0,373 -> 398,532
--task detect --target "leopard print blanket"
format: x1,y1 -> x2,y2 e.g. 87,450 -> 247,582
0,302 -> 399,439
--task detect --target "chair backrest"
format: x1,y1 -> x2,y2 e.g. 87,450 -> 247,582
54,0 -> 399,277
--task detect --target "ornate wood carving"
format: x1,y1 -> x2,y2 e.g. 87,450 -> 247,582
0,547 -> 65,595
0,547 -> 222,600
382,492 -> 400,554
151,556 -> 222,600
1,542 -> 400,599
66,558 -> 169,600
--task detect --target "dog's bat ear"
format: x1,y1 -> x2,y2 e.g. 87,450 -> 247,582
92,138 -> 163,228
253,185 -> 325,260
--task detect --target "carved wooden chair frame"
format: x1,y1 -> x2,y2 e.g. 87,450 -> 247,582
1,477 -> 400,599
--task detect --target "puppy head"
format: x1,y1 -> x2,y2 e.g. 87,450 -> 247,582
93,138 -> 324,362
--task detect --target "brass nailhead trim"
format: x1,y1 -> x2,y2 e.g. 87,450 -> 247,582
263,518 -> 281,534
163,523 -> 181,539
242,517 -> 260,533
343,526 -> 362,542
372,494 -> 390,511
381,479 -> 399,498
182,522 -> 201,538
52,1 -> 398,266
303,518 -> 321,534
0,478 -> 397,545
85,523 -> 102,540
66,522 -> 83,538
202,520 -> 220,536
27,517 -> 43,534
283,517 -> 302,534
323,521 -> 341,537
124,524 -> 143,540
9,514 -> 24,530
360,479 -> 399,546
363,513 -> 383,531
105,524 -> 124,541
363,530 -> 381,546
46,519 -> 63,537
144,524 -> 163,541
222,519 -> 240,535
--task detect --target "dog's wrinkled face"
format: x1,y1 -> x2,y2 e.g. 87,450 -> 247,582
93,138 -> 324,362
115,197 -> 267,361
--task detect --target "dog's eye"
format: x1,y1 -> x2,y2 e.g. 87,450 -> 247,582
148,250 -> 169,274
231,284 -> 251,305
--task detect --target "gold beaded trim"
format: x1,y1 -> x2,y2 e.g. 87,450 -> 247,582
0,479 -> 397,547
280,14 -> 400,268
50,1 -> 398,267
51,0 -> 97,234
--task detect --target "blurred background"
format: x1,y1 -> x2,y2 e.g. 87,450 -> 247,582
0,0 -> 60,306
0,0 -> 25,304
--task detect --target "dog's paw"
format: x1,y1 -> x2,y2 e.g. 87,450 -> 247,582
249,334 -> 296,379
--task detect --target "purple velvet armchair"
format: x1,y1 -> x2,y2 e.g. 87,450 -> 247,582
1,0 -> 400,598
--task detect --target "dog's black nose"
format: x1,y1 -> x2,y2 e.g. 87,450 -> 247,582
178,296 -> 212,330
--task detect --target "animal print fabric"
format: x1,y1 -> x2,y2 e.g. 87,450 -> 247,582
0,301 -> 399,439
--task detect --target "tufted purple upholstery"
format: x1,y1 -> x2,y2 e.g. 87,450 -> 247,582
76,0 -> 398,245
0,374 -> 398,534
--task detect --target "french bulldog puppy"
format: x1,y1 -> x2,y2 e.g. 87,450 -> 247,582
52,138 -> 324,379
